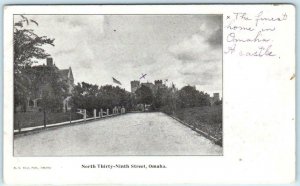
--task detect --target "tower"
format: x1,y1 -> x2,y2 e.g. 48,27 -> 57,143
154,80 -> 163,88
213,93 -> 220,102
131,80 -> 140,93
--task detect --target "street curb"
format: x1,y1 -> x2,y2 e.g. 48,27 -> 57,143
166,114 -> 222,147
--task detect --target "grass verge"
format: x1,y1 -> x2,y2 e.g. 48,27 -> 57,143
14,112 -> 83,130
163,105 -> 222,145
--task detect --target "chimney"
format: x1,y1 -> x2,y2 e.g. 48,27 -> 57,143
46,58 -> 53,66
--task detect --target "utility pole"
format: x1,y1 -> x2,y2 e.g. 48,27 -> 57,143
43,107 -> 46,128
69,109 -> 72,123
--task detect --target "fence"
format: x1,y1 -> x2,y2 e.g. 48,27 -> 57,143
14,106 -> 126,134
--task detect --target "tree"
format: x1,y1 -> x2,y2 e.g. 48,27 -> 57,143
177,86 -> 211,108
14,15 -> 55,111
214,100 -> 222,105
71,82 -> 99,115
153,88 -> 164,109
71,82 -> 132,115
135,85 -> 154,105
38,66 -> 68,112
198,91 -> 212,106
14,16 -> 55,70
178,86 -> 199,108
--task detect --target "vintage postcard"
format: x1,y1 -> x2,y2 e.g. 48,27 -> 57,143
3,5 -> 295,184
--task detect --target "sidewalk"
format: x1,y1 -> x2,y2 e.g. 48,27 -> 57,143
14,113 -> 122,135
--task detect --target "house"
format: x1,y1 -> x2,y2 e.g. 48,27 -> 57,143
209,93 -> 221,105
25,58 -> 74,112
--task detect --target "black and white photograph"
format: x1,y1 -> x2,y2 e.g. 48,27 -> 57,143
3,4 -> 297,185
13,14 -> 223,156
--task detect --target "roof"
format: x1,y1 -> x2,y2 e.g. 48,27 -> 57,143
59,67 -> 74,81
31,64 -> 58,71
30,64 -> 73,81
59,69 -> 69,80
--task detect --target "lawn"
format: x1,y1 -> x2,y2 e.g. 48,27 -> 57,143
171,105 -> 222,143
14,112 -> 83,130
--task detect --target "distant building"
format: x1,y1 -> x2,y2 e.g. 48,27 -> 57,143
213,93 -> 220,102
24,58 -> 74,112
141,82 -> 155,92
154,80 -> 163,87
131,79 -> 169,94
210,93 -> 220,105
131,80 -> 140,93
154,80 -> 167,90
59,67 -> 74,95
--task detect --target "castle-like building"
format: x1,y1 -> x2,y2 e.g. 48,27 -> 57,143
131,79 -> 221,106
130,80 -> 168,94
24,58 -> 74,112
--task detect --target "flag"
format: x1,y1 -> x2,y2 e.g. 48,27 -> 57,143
112,77 -> 122,85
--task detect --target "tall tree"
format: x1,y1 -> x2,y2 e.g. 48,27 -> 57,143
178,86 -> 199,108
14,16 -> 55,70
14,15 -> 55,111
72,82 -> 132,115
177,86 -> 211,108
135,85 -> 154,105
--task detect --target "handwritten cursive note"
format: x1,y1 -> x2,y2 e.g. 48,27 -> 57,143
224,11 -> 288,58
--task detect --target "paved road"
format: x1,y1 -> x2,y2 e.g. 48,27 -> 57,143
14,112 -> 222,156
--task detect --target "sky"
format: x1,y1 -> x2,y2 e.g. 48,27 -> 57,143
15,15 -> 222,96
